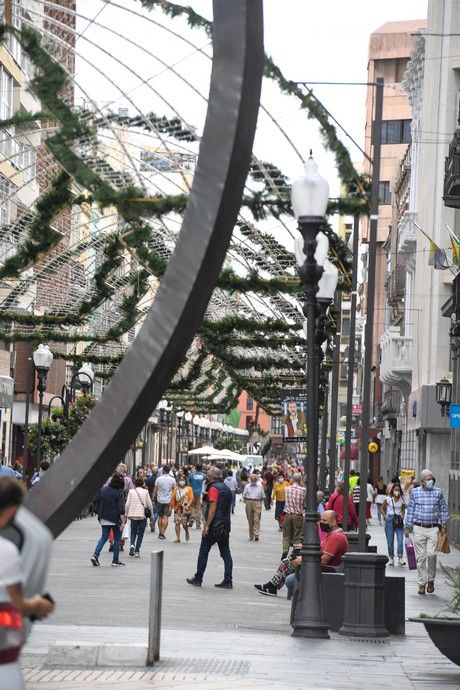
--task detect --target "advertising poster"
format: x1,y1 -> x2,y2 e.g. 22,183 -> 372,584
281,388 -> 308,442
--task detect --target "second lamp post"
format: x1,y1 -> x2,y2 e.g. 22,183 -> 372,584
33,343 -> 54,467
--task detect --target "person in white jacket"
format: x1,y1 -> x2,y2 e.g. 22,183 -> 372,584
125,477 -> 153,557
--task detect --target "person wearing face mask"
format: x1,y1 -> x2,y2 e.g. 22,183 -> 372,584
404,468 -> 449,594
272,474 -> 289,529
381,485 -> 406,566
242,474 -> 265,541
170,476 -> 193,543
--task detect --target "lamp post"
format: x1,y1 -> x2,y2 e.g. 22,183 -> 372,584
184,411 -> 193,451
436,377 -> 452,417
290,152 -> 331,638
176,411 -> 184,466
32,344 -> 54,467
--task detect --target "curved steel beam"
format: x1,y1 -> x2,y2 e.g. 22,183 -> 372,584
26,0 -> 264,537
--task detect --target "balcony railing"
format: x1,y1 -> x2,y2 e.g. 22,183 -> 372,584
380,326 -> 412,397
444,129 -> 460,208
384,265 -> 406,305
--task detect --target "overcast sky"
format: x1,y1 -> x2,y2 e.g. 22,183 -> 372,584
76,0 -> 428,199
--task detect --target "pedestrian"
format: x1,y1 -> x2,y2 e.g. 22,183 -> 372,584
382,484 -> 406,566
352,477 -> 361,515
30,460 -> 50,486
281,473 -> 306,559
374,476 -> 387,526
326,480 -> 358,531
224,469 -> 237,514
404,468 -> 449,594
262,465 -> 274,510
91,472 -> 127,567
125,476 -> 153,557
153,465 -> 176,540
186,466 -> 233,589
272,473 -> 289,529
170,475 -> 193,543
0,450 -> 16,477
145,467 -> 159,532
187,463 -> 206,529
242,473 -> 265,541
317,490 -> 325,515
366,475 -> 376,525
348,469 -> 359,494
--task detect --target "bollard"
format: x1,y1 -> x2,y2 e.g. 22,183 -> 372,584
339,553 -> 389,638
345,532 -> 371,552
146,550 -> 163,666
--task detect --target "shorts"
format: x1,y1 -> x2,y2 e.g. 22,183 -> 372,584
156,503 -> 171,517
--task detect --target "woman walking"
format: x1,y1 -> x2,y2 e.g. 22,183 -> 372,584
91,472 -> 126,567
125,476 -> 154,557
374,476 -> 387,526
170,476 -> 193,543
272,473 -> 289,530
382,484 -> 406,566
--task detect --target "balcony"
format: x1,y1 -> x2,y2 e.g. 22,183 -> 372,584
444,129 -> 460,208
384,265 -> 406,305
398,210 -> 417,256
380,326 -> 412,398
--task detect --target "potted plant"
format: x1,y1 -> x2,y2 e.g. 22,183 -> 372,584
410,565 -> 460,666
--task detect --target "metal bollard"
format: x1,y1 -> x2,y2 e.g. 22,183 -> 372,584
146,550 -> 163,666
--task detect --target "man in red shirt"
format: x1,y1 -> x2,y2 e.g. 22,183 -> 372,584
254,510 -> 349,596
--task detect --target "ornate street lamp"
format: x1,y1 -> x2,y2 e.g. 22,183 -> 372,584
291,152 -> 330,639
436,377 -> 452,417
75,362 -> 95,395
32,344 -> 54,467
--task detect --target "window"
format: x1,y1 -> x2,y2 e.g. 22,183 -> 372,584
18,143 -> 36,182
271,416 -> 283,435
379,181 -> 391,205
246,395 -> 254,411
342,318 -> 350,337
379,120 -> 411,145
0,174 -> 11,228
0,66 -> 13,121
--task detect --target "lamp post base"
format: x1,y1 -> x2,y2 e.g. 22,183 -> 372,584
292,623 -> 330,639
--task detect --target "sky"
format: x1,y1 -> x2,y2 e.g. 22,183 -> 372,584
75,0 -> 429,201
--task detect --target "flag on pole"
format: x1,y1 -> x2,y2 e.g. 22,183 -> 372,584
428,241 -> 450,270
446,225 -> 460,268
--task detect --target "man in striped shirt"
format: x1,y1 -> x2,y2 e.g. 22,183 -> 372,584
281,474 -> 305,558
404,468 -> 449,595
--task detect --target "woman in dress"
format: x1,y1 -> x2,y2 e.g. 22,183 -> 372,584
170,475 -> 193,543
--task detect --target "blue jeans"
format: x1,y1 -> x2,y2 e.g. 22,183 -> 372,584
385,516 -> 403,557
130,518 -> 146,552
195,532 -> 233,584
95,524 -> 121,561
285,572 -> 295,597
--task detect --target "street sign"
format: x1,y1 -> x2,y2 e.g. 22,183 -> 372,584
352,403 -> 362,415
450,404 -> 460,428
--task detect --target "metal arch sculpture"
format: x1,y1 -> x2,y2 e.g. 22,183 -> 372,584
26,0 -> 264,538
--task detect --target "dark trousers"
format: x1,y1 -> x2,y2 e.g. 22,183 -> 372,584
194,532 -> 233,584
130,518 -> 146,551
264,486 -> 272,510
94,524 -> 121,562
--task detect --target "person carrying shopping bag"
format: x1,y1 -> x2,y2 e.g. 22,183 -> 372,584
381,484 -> 406,567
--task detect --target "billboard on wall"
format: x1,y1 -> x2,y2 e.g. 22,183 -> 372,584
280,388 -> 307,442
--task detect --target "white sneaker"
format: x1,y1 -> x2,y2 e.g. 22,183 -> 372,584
397,556 -> 406,567
388,557 -> 394,566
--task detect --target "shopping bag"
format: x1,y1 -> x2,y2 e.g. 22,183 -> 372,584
436,531 -> 450,554
405,537 -> 417,570
122,521 -> 131,540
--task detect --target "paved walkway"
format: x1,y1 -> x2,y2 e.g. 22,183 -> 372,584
21,502 -> 460,689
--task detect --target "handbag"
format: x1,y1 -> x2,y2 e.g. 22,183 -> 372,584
405,537 -> 417,570
437,530 -> 450,554
135,489 -> 151,519
392,499 -> 404,529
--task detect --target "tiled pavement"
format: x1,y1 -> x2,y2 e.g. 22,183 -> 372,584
20,504 -> 460,689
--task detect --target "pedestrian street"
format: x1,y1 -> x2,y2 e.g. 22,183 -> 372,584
22,503 -> 460,689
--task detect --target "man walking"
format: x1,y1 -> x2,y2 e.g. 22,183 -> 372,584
153,465 -> 176,539
186,466 -> 233,589
242,474 -> 265,541
404,468 -> 449,595
282,473 -> 305,558
262,465 -> 274,510
187,463 -> 206,529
